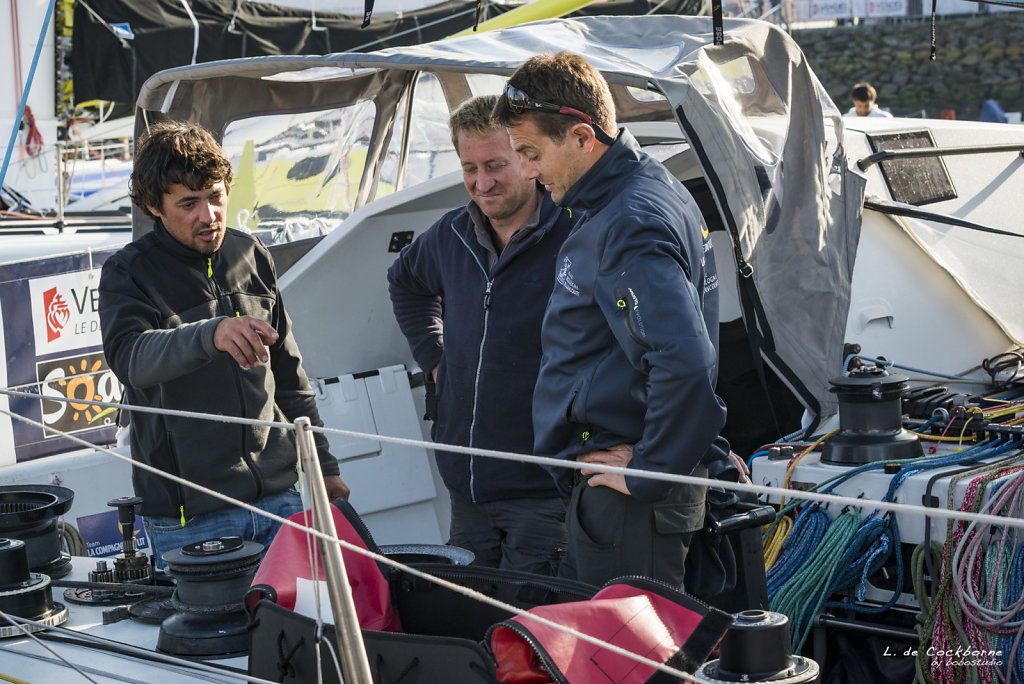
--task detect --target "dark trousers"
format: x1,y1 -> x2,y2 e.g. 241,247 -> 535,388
560,465 -> 708,589
449,495 -> 567,576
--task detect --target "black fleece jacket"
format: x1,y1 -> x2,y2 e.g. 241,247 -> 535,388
99,222 -> 337,519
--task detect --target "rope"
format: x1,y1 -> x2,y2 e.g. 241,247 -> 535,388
0,405 -> 712,684
766,504 -> 830,600
763,511 -> 793,570
0,0 -> 58,192
3,384 -> 1023,531
771,509 -> 860,652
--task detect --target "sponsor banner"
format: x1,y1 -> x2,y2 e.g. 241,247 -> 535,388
37,352 -> 122,436
0,298 -> 13,467
29,269 -> 104,355
0,249 -> 121,463
796,0 -> 852,19
77,508 -> 150,558
867,0 -> 907,17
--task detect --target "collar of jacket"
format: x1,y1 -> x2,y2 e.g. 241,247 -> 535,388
459,190 -> 564,253
559,128 -> 641,214
151,219 -> 223,265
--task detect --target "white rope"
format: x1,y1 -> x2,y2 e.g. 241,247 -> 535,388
0,610 -> 102,684
1,612 -> 281,683
0,405 -> 710,683
1,385 -> 1023,530
3,386 -> 1024,679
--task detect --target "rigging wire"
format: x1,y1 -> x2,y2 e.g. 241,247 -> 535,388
1,385 -> 1022,533
0,403 -> 710,684
1,382 -> 1022,679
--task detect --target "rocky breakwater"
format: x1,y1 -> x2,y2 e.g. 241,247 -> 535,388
794,13 -> 1024,119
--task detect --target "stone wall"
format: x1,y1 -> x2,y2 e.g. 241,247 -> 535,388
793,13 -> 1024,120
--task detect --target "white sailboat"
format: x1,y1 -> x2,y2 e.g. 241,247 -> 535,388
1,13 -> 1022,682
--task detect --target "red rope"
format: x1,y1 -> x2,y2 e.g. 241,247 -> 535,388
21,106 -> 44,158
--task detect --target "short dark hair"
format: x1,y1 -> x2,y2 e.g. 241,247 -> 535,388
130,121 -> 234,218
850,82 -> 877,104
449,94 -> 501,153
492,51 -> 616,143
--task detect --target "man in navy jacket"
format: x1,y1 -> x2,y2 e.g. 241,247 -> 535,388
494,53 -> 734,588
387,95 -> 573,574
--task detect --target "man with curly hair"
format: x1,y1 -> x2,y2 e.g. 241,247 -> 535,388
99,121 -> 348,565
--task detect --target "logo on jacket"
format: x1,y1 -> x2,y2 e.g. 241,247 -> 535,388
43,287 -> 71,342
556,256 -> 580,296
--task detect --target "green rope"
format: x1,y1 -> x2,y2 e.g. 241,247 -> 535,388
917,462 -> 1011,684
770,509 -> 861,653
913,542 -> 943,684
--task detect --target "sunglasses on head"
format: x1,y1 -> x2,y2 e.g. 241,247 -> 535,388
504,83 -> 616,145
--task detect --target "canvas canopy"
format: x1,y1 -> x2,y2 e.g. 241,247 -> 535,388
134,15 -> 866,422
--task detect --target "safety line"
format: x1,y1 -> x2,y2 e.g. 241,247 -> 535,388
0,406 -> 715,684
1,387 -> 1023,531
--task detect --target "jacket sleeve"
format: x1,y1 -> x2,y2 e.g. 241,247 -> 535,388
386,223 -> 446,375
99,256 -> 225,390
594,215 -> 727,502
266,274 -> 340,479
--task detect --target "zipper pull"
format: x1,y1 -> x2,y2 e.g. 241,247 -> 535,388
207,257 -> 213,278
483,281 -> 493,310
179,505 -> 186,527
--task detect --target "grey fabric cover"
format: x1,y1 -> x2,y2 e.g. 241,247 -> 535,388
136,15 -> 866,420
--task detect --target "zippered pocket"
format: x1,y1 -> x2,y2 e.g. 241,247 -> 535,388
615,285 -> 654,352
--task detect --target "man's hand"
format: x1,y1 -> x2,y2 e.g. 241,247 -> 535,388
324,475 -> 350,502
729,451 -> 751,484
214,316 -> 278,369
578,443 -> 634,496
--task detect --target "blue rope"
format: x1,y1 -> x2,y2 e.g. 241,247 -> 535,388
746,449 -> 770,469
766,504 -> 830,600
842,354 -> 974,381
0,0 -> 58,191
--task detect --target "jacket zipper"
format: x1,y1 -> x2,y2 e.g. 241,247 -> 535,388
207,256 -> 264,500
165,431 -> 189,526
614,286 -> 654,352
450,224 -> 492,504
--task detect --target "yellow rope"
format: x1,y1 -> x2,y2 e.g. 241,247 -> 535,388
781,428 -> 839,506
763,513 -> 794,570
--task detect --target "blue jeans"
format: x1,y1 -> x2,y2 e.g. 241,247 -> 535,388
144,488 -> 304,569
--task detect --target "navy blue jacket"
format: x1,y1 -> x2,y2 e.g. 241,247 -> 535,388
388,194 -> 573,503
533,129 -> 730,503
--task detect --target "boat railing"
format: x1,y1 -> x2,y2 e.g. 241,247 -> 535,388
856,142 -> 1024,171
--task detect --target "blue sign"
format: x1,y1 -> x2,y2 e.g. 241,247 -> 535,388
111,23 -> 135,41
77,508 -> 149,558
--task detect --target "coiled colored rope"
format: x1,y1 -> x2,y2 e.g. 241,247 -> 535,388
770,510 -> 861,653
765,504 -> 831,601
763,512 -> 793,571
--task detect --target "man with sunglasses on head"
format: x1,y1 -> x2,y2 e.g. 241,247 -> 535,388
493,52 -> 735,589
387,95 -> 573,575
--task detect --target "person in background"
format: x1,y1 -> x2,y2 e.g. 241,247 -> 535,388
387,95 -> 573,575
846,82 -> 894,118
99,121 -> 348,566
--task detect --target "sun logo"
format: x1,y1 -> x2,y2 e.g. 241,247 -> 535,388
54,358 -> 107,423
